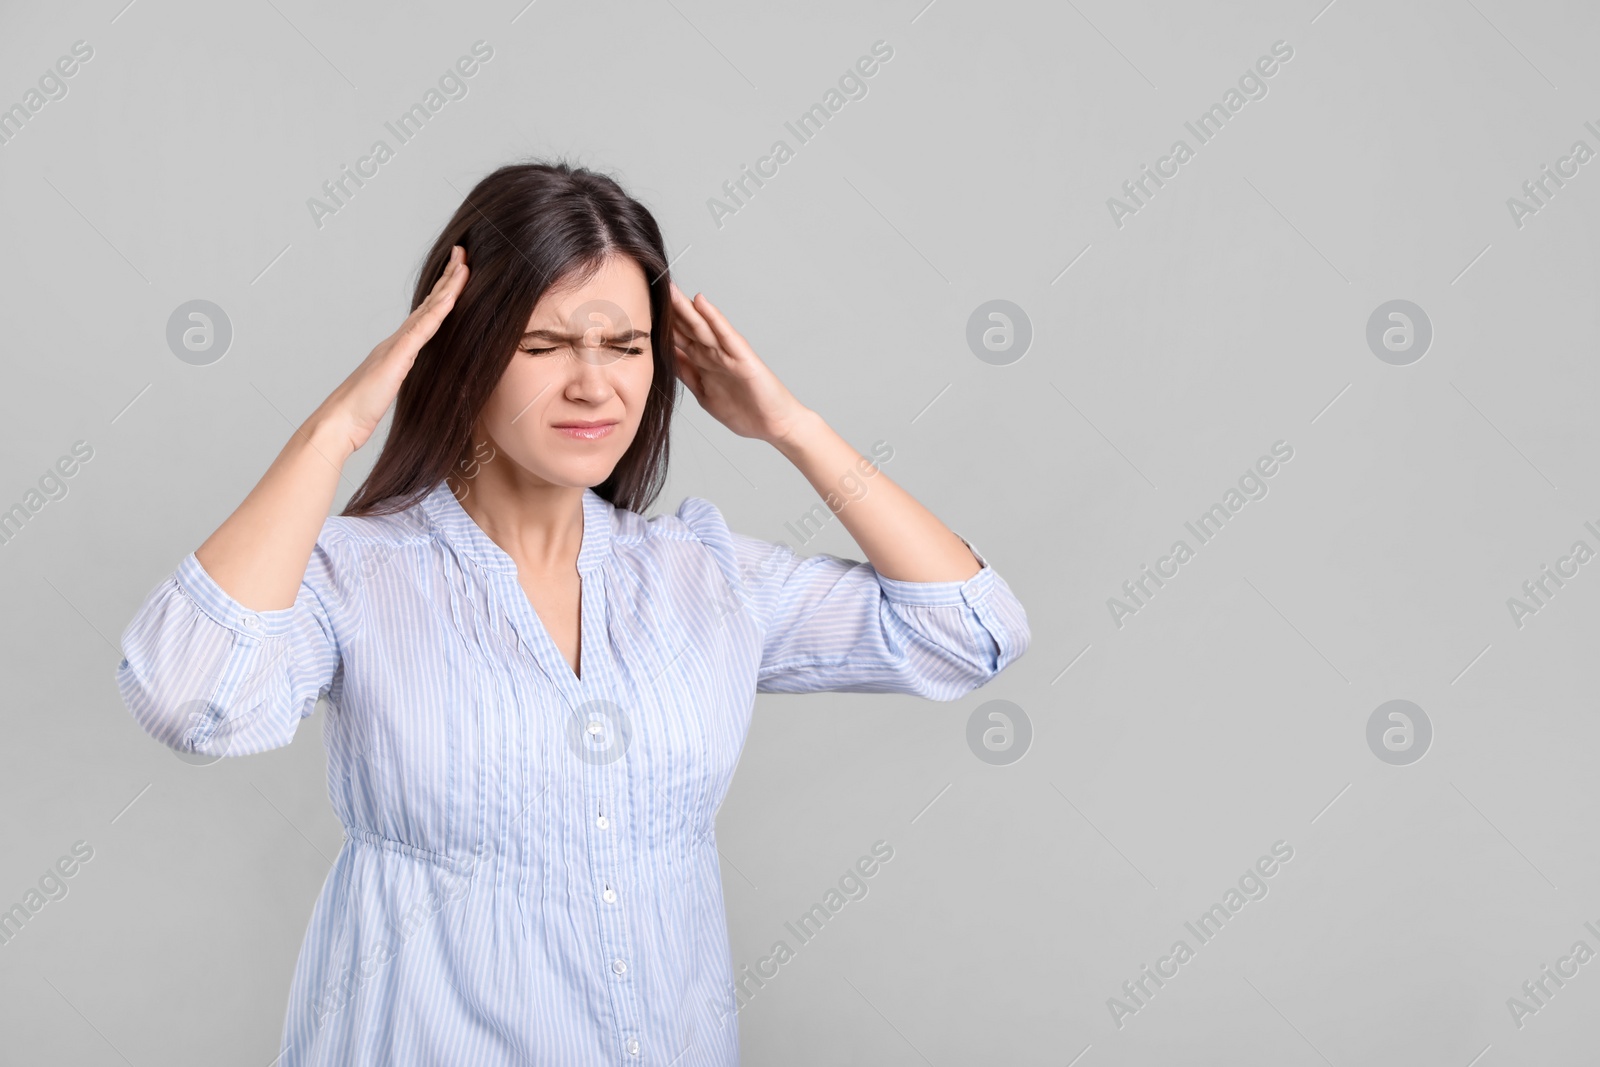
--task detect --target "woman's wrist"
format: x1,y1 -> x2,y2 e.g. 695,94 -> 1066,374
767,406 -> 827,460
300,410 -> 361,466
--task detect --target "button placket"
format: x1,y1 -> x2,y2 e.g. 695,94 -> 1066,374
583,712 -> 640,1055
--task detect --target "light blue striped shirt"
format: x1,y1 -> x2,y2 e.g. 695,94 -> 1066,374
116,480 -> 1030,1065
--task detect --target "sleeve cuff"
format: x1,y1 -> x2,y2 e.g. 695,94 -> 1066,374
872,534 -> 998,609
174,552 -> 301,639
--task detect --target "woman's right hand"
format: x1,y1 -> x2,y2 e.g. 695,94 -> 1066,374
311,245 -> 469,455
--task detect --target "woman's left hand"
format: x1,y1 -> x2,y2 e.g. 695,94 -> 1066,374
669,282 -> 811,444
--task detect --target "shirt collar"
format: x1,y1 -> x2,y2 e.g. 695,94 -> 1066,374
419,479 -> 614,576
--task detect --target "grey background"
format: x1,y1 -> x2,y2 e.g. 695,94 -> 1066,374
2,0 -> 1596,1063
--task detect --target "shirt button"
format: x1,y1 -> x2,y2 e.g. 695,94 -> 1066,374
587,721 -> 603,735
596,814 -> 609,829
612,958 -> 627,975
627,1037 -> 639,1056
241,615 -> 260,629
603,887 -> 616,903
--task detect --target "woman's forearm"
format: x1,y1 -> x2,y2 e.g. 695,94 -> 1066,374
770,408 -> 981,583
192,415 -> 355,612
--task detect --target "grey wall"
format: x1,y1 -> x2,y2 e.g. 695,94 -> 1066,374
2,0 -> 1597,1063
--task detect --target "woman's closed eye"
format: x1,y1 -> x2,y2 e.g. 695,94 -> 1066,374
519,344 -> 645,355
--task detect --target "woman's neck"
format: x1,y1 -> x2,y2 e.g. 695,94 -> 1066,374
447,463 -> 586,575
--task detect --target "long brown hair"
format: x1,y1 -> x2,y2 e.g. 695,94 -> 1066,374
342,159 -> 677,518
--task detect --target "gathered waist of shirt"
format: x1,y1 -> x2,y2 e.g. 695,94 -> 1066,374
340,823 -> 717,879
344,826 -> 466,870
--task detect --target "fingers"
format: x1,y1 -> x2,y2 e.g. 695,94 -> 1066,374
665,279 -> 710,337
673,343 -> 704,399
690,293 -> 748,357
434,246 -> 469,302
668,281 -> 720,351
670,281 -> 752,367
425,248 -> 468,304
406,247 -> 470,341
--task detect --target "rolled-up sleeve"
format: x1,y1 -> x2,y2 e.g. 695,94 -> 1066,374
115,522 -> 350,757
679,496 -> 1030,700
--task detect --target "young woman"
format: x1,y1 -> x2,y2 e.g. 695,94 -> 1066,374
116,161 -> 1030,1066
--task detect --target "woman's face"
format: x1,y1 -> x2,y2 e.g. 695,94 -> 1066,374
475,254 -> 656,490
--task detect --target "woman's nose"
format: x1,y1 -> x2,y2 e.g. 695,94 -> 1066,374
564,348 -> 616,398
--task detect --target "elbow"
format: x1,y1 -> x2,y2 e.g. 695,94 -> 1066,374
892,600 -> 1032,702
1001,612 -> 1032,670
947,610 -> 1032,700
984,585 -> 1032,676
947,655 -> 1019,702
907,647 -> 1017,703
115,656 -> 237,757
117,642 -> 298,759
910,670 -> 998,703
